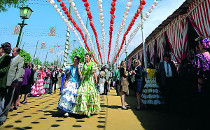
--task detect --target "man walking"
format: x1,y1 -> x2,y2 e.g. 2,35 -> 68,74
0,47 -> 24,124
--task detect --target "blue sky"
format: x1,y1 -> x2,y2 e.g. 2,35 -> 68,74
0,0 -> 185,65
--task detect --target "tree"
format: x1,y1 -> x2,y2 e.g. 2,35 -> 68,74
33,58 -> 42,66
69,47 -> 85,64
43,61 -> 51,67
0,0 -> 29,12
19,49 -> 31,62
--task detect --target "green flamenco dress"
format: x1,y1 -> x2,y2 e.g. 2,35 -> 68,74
73,61 -> 101,115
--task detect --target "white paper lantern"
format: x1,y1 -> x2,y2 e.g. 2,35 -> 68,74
146,12 -> 150,18
154,1 -> 158,6
99,13 -> 103,18
151,5 -> 155,9
53,4 -> 58,9
125,7 -> 129,12
50,0 -> 55,5
68,0 -> 73,3
126,2 -> 132,7
56,8 -> 60,13
97,0 -> 102,4
62,16 -> 65,20
148,8 -> 152,13
59,11 -> 62,16
71,2 -> 75,7
99,8 -> 103,13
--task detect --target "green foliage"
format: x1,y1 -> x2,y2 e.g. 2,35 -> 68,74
0,0 -> 29,12
69,47 -> 85,64
43,61 -> 51,67
19,49 -> 31,62
33,58 -> 42,66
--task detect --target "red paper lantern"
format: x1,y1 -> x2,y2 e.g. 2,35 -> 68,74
87,11 -> 91,16
111,6 -> 116,11
137,9 -> 141,14
62,7 -> 67,11
111,14 -> 115,19
113,0 -> 117,2
139,5 -> 143,10
82,0 -> 87,2
140,0 -> 146,5
65,10 -> 69,14
57,0 -> 61,2
110,19 -> 114,24
111,2 -> 115,7
60,2 -> 65,7
67,13 -> 70,17
68,17 -> 72,21
84,2 -> 89,7
86,7 -> 90,11
110,11 -> 114,14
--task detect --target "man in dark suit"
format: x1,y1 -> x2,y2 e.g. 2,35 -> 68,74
0,47 -> 24,125
157,54 -> 177,111
51,67 -> 59,93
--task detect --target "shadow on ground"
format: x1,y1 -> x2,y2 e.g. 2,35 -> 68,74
125,89 -> 209,130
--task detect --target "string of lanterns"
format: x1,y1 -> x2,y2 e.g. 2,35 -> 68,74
68,0 -> 99,63
111,0 -> 133,64
48,0 -> 98,63
58,0 -> 98,63
115,0 -> 159,64
82,0 -> 103,64
107,0 -> 117,64
113,0 -> 146,64
96,0 -> 106,64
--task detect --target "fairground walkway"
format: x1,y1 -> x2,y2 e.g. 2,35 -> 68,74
0,89 -> 196,130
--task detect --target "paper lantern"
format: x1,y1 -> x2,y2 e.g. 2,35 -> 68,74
111,6 -> 116,11
59,11 -> 62,16
111,2 -> 115,6
84,2 -> 89,7
71,2 -> 75,7
140,0 -> 146,5
65,10 -> 69,14
50,0 -> 55,5
86,7 -> 90,11
82,0 -> 87,2
57,0 -> 61,2
56,8 -> 60,13
139,5 -> 143,10
62,7 -> 67,11
60,2 -> 65,7
126,2 -> 132,7
110,11 -> 114,14
111,14 -> 115,19
97,0 -> 102,4
148,8 -> 152,13
151,5 -> 155,9
53,4 -> 58,9
154,1 -> 158,6
87,11 -> 91,16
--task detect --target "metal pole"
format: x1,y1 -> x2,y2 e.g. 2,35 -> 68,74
19,32 -> 24,47
63,4 -> 71,68
45,52 -> 48,67
140,1 -> 147,69
124,25 -> 128,69
16,19 -> 25,47
33,40 -> 39,62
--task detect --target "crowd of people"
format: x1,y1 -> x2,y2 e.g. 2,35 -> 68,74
0,36 -> 209,127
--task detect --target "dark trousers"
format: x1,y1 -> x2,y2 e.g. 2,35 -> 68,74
115,80 -> 120,96
161,77 -> 174,111
52,78 -> 58,92
104,82 -> 108,95
0,87 -> 15,122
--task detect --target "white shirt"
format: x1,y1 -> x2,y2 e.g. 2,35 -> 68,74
11,55 -> 19,63
164,61 -> 172,77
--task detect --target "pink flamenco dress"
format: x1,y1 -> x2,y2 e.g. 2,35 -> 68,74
31,71 -> 45,96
